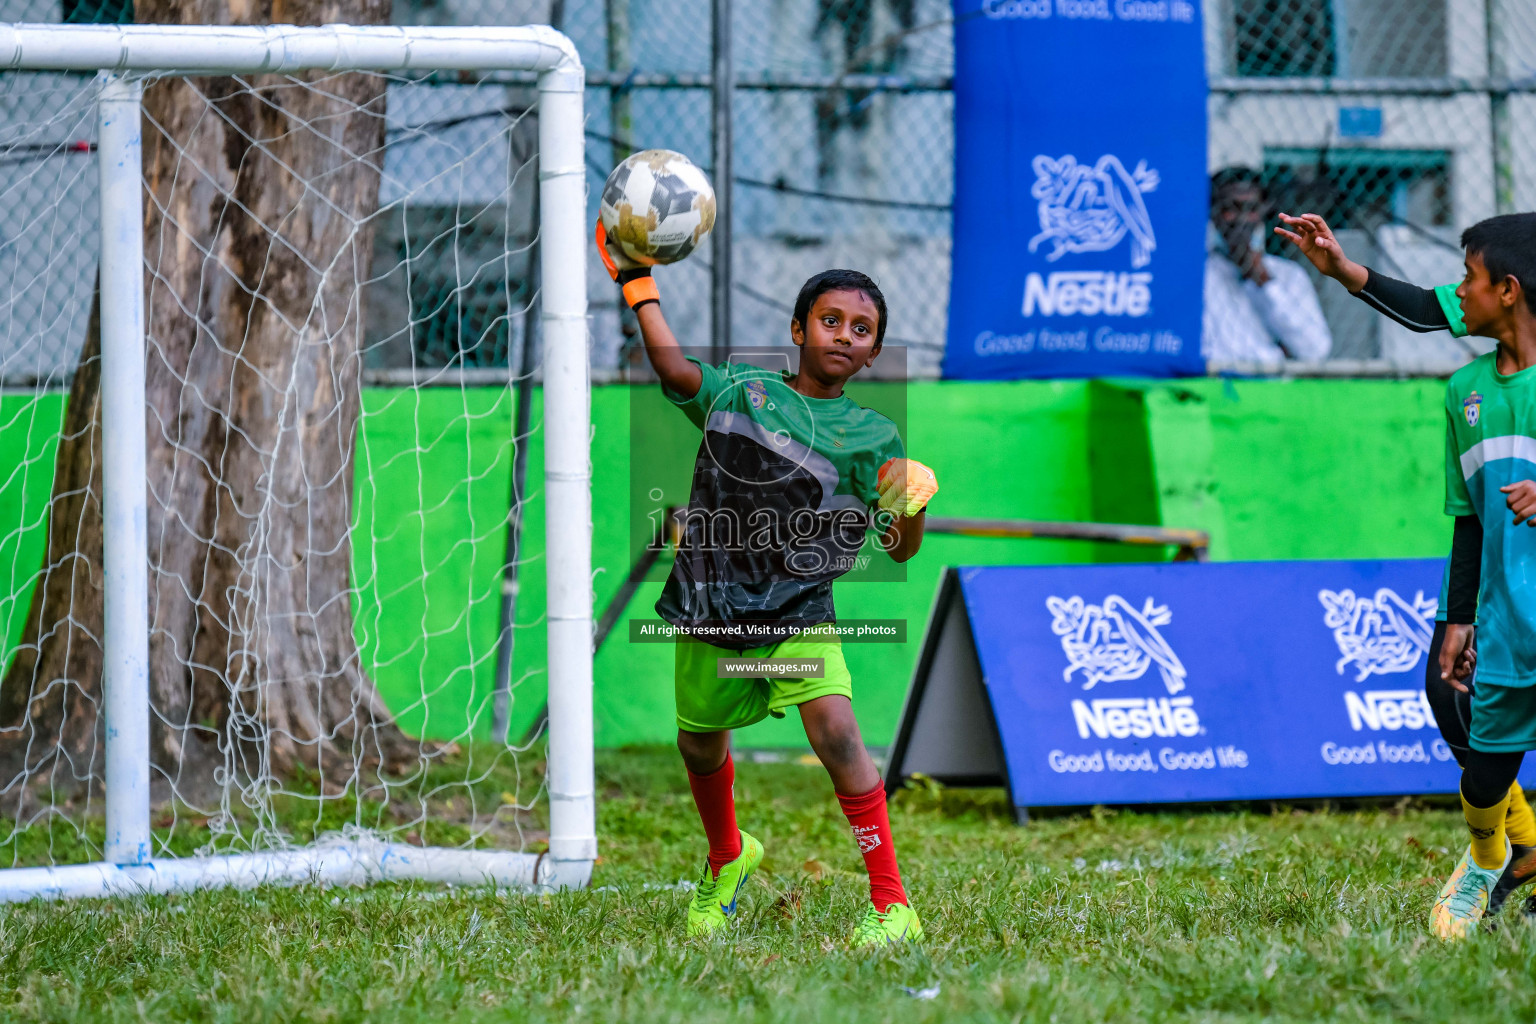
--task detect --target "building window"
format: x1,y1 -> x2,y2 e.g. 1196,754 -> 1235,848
62,0 -> 131,23
1262,148 -> 1452,244
1232,0 -> 1448,78
1234,0 -> 1336,77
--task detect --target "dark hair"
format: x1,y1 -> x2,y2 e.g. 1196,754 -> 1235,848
1210,166 -> 1267,198
1462,213 -> 1536,313
792,269 -> 888,347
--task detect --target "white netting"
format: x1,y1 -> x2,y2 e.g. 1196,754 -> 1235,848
0,67 -> 552,867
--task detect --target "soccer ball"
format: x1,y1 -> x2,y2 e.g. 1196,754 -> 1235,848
599,149 -> 716,266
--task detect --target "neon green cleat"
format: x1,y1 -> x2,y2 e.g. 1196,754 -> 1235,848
686,830 -> 763,937
851,901 -> 923,948
1431,842 -> 1510,941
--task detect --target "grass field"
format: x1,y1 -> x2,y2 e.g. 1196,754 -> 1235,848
2,747 -> 1532,1023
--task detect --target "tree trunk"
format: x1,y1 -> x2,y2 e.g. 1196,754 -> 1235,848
0,0 -> 415,806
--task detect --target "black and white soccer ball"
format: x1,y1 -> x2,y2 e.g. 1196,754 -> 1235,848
599,149 -> 716,266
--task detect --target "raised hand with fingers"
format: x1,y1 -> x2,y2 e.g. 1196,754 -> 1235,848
1274,213 -> 1368,292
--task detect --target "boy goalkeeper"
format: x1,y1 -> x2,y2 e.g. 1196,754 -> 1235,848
1278,211 -> 1536,939
599,225 -> 937,947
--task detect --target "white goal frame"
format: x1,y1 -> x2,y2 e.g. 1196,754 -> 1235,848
0,22 -> 594,900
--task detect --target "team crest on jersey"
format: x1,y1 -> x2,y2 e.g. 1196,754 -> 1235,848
1463,391 -> 1482,427
744,379 -> 767,409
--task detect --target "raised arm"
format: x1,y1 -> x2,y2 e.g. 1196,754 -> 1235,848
634,303 -> 702,399
596,222 -> 702,399
1356,270 -> 1456,334
1277,212 -> 1458,334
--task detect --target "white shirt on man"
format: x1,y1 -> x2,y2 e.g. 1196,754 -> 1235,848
1202,252 -> 1333,366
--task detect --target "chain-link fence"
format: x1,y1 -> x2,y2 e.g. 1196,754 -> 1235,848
0,0 -> 1533,377
1206,0 -> 1536,372
554,0 -> 955,378
403,0 -> 1536,377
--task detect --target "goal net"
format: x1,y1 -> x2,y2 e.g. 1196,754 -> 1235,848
0,24 -> 594,899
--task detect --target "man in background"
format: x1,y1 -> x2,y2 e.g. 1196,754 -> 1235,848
1203,167 -> 1334,366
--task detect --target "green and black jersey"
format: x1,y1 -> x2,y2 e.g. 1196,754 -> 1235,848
656,358 -> 904,650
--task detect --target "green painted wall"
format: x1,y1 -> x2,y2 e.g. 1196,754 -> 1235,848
0,377 -> 1452,750
0,394 -> 65,676
350,387 -> 544,743
1105,377 -> 1449,561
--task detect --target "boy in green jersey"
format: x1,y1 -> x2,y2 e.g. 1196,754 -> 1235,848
598,225 -> 938,947
1279,210 -> 1536,939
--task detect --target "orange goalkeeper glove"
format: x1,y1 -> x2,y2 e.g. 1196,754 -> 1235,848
595,220 -> 660,311
877,458 -> 938,518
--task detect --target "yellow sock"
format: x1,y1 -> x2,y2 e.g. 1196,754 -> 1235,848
1462,785 -> 1512,870
1506,784 -> 1536,849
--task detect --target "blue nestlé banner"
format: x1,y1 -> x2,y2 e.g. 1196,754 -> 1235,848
944,0 -> 1208,379
959,560 -> 1520,808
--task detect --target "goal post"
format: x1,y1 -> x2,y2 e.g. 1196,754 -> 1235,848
0,23 -> 593,900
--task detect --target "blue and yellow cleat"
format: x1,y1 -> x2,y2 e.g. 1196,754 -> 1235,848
686,830 -> 763,937
852,901 -> 923,948
1431,842 -> 1510,941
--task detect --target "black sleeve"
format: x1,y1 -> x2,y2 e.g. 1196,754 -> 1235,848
1354,267 -> 1452,334
1446,514 -> 1482,624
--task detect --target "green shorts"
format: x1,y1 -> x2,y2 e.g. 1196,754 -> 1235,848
674,623 -> 853,733
1470,681 -> 1536,753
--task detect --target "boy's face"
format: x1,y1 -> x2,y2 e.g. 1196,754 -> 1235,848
790,289 -> 882,382
1457,250 -> 1525,334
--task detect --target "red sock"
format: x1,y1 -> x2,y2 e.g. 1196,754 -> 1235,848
687,756 -> 742,876
837,783 -> 908,912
